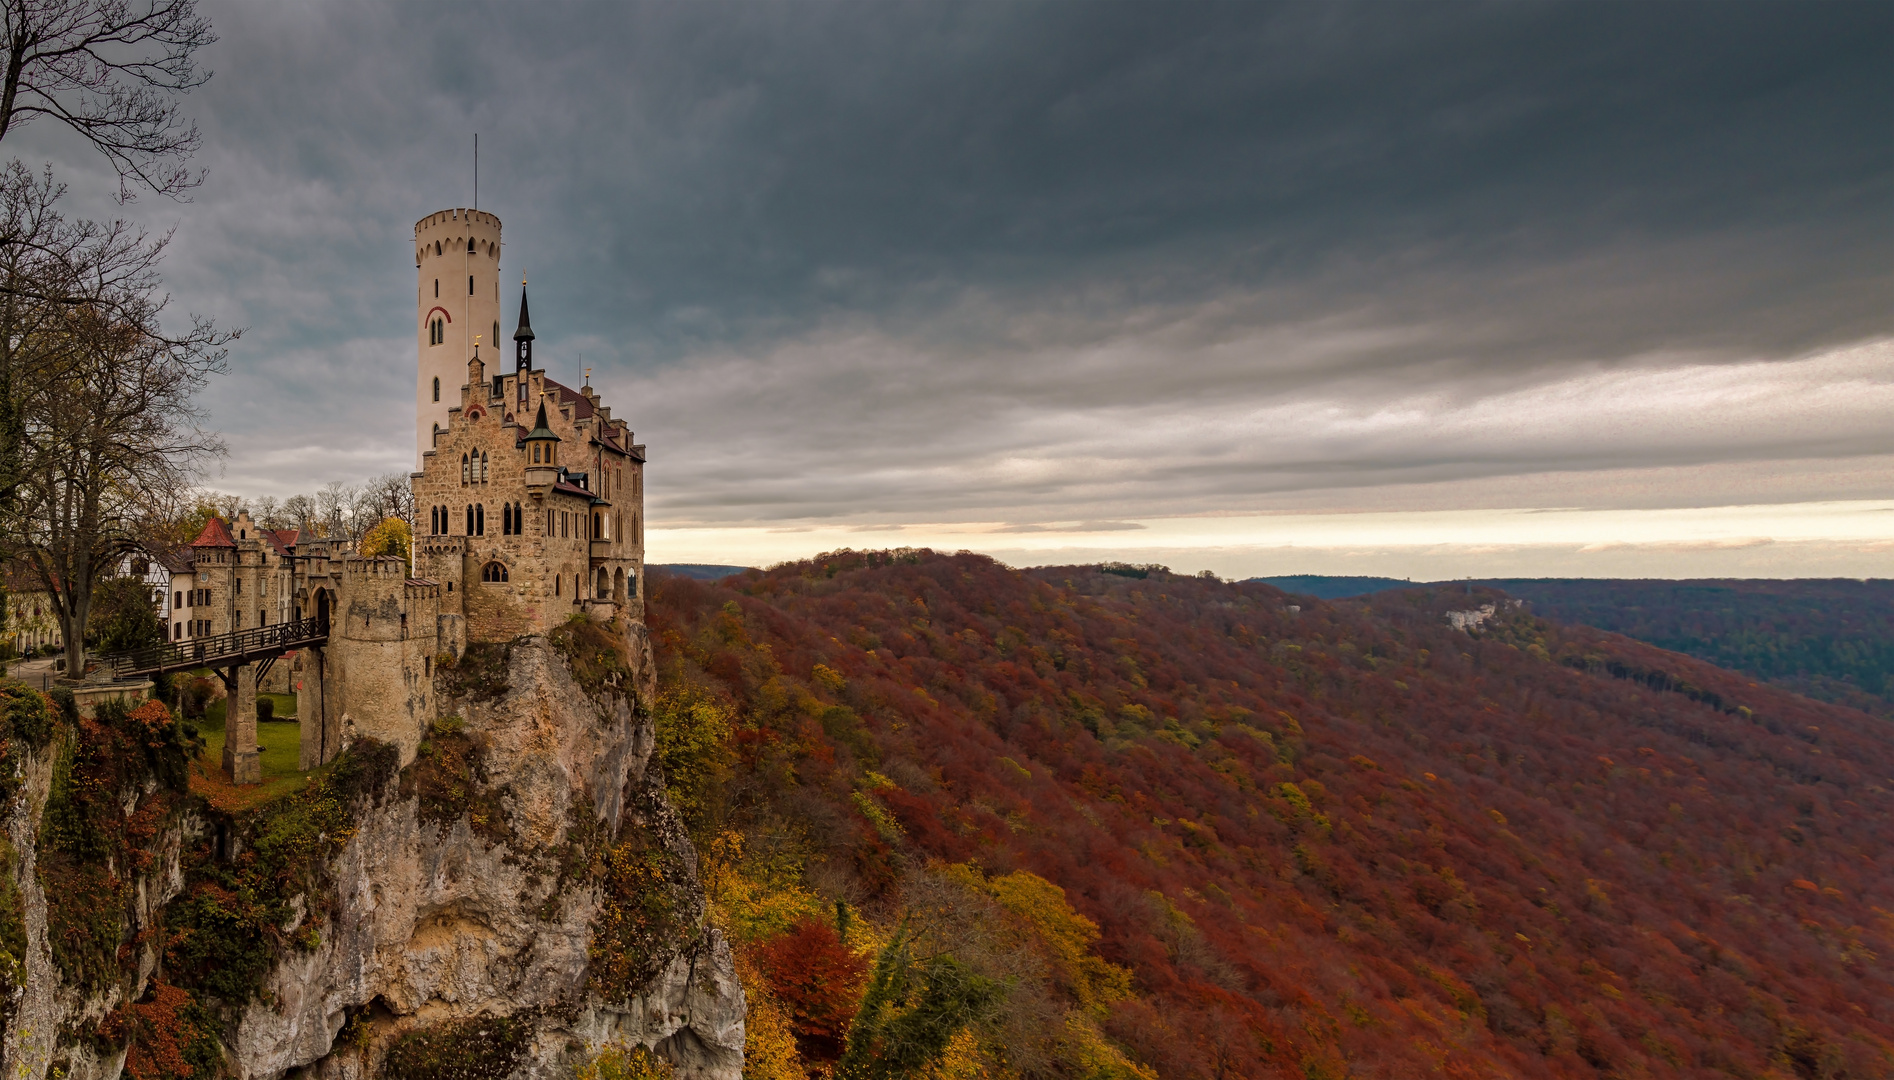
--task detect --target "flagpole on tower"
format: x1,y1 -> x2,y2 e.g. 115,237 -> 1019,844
474,133 -> 478,210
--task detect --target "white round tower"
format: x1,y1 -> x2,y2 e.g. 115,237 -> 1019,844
415,208 -> 503,467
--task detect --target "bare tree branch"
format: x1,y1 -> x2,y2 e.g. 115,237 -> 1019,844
0,0 -> 213,201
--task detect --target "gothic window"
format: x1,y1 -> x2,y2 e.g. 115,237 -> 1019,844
461,453 -> 470,486
502,503 -> 513,535
480,450 -> 490,483
468,237 -> 476,253
435,241 -> 442,257
482,561 -> 508,583
532,443 -> 540,464
466,504 -> 474,535
476,503 -> 485,535
432,376 -> 440,401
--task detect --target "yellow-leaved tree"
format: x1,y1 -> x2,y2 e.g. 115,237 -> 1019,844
360,516 -> 412,573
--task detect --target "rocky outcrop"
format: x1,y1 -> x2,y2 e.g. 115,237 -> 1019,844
0,621 -> 743,1080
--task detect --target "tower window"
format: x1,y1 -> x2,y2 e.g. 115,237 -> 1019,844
468,237 -> 476,253
435,278 -> 439,297
435,241 -> 442,257
482,561 -> 508,582
432,376 -> 440,402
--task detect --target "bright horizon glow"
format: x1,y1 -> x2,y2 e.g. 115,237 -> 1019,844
647,499 -> 1894,580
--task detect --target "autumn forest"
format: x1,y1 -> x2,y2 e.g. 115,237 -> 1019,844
652,552 -> 1894,1079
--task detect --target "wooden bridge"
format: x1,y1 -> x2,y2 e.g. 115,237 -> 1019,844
108,615 -> 328,680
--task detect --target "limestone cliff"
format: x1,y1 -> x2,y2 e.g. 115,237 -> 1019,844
0,621 -> 743,1080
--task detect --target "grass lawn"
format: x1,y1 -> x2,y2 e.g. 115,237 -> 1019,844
193,713 -> 311,803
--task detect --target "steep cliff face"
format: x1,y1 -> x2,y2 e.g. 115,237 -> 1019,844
0,620 -> 743,1080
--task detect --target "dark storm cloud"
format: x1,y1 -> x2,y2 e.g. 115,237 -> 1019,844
15,1 -> 1892,523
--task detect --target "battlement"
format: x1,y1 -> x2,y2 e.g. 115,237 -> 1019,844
415,208 -> 502,264
343,555 -> 408,578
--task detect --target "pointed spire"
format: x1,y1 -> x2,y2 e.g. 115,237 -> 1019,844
513,275 -> 535,342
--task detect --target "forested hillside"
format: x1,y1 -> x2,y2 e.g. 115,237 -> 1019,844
1492,579 -> 1894,719
649,553 -> 1894,1079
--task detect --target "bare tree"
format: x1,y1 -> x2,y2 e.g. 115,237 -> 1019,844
280,492 -> 314,534
365,470 -> 413,525
0,167 -> 231,674
0,0 -> 215,201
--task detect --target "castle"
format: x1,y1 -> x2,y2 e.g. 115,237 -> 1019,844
182,207 -> 646,782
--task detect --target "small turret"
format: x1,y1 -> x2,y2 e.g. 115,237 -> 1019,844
524,400 -> 561,490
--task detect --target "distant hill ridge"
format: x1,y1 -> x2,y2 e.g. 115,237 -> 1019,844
1254,574 -> 1894,718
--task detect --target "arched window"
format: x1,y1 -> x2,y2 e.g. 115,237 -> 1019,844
432,376 -> 440,401
597,568 -> 609,599
593,512 -> 602,539
475,503 -> 485,535
466,504 -> 474,535
482,561 -> 508,582
480,450 -> 489,483
532,443 -> 540,464
435,241 -> 442,257
461,453 -> 470,485
468,236 -> 476,253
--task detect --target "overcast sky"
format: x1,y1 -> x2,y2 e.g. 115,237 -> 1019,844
18,1 -> 1894,577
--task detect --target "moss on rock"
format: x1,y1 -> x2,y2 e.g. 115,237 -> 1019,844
382,1013 -> 530,1080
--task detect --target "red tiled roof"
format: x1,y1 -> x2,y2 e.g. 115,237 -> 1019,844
541,377 -> 596,420
552,480 -> 593,499
191,516 -> 235,547
263,528 -> 299,556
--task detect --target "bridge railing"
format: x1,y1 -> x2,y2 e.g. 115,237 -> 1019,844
108,615 -> 327,677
